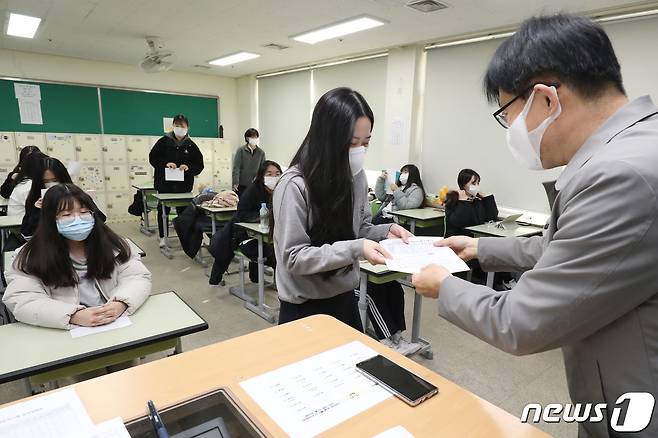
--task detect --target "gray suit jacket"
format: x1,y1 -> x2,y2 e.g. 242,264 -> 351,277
438,96 -> 658,438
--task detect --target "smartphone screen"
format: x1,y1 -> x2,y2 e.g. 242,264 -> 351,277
356,355 -> 438,405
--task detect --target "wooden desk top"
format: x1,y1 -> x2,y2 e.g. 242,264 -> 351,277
466,223 -> 544,238
0,215 -> 22,228
13,315 -> 547,437
389,208 -> 445,221
0,292 -> 207,384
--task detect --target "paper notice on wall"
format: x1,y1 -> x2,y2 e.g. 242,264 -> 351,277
18,99 -> 43,125
390,118 -> 403,147
163,117 -> 174,133
14,83 -> 41,100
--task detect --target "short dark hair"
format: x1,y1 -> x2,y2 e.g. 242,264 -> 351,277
457,168 -> 480,190
173,114 -> 189,126
244,128 -> 259,141
484,14 -> 625,104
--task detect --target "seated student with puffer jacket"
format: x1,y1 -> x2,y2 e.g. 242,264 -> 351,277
373,164 -> 425,224
3,183 -> 151,329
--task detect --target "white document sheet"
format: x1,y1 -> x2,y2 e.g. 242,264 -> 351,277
165,167 -> 185,181
89,417 -> 131,438
163,117 -> 174,133
372,426 -> 415,438
0,388 -> 93,438
18,99 -> 43,125
14,83 -> 41,100
70,315 -> 132,338
240,341 -> 391,438
381,237 -> 470,274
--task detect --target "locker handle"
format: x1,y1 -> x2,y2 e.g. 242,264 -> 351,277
102,147 -> 108,152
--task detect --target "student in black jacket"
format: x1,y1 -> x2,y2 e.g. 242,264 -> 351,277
148,114 -> 204,246
1,145 -> 40,199
445,168 -> 498,237
208,160 -> 281,285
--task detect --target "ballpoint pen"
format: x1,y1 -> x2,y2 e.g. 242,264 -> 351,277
147,399 -> 170,438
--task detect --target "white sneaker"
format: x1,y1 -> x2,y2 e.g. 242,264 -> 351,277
394,336 -> 422,356
380,337 -> 397,349
159,237 -> 166,248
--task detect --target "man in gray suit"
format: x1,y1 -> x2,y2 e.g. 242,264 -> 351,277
412,14 -> 658,438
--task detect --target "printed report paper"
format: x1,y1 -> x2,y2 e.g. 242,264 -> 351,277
381,237 -> 470,274
240,341 -> 391,438
165,167 -> 185,181
0,388 -> 93,438
70,315 -> 132,338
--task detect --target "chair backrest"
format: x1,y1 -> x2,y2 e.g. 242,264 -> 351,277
542,180 -> 558,209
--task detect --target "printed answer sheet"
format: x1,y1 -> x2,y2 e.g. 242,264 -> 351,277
241,341 -> 391,438
381,237 -> 470,274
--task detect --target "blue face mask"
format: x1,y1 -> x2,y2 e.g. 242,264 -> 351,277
56,216 -> 95,241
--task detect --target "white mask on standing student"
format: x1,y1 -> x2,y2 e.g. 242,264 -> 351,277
173,126 -> 188,138
348,146 -> 367,176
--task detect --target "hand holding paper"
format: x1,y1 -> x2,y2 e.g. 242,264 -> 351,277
380,237 -> 469,274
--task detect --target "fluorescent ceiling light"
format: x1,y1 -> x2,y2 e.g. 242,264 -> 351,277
6,13 -> 41,38
594,8 -> 658,23
292,16 -> 386,44
209,51 -> 260,66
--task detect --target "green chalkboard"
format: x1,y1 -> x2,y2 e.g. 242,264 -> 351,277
0,79 -> 101,133
100,88 -> 219,137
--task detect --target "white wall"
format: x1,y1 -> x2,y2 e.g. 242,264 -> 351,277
0,48 -> 239,148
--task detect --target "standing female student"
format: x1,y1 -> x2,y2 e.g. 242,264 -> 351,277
149,114 -> 204,247
1,145 -> 40,199
272,87 -> 411,329
373,164 -> 425,224
3,184 -> 151,329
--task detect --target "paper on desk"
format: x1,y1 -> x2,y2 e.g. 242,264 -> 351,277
381,237 -> 469,274
372,426 -> 415,438
240,341 -> 391,438
165,167 -> 185,181
0,388 -> 94,438
70,315 -> 132,338
89,417 -> 131,438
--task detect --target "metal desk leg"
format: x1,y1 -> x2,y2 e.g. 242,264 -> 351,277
23,377 -> 33,396
140,189 -> 153,236
211,214 -> 217,236
486,272 -> 495,289
228,255 -> 257,304
174,338 -> 182,354
1,230 -> 4,254
358,272 -> 368,333
245,234 -> 276,323
410,220 -> 416,234
160,202 -> 173,259
409,284 -> 433,359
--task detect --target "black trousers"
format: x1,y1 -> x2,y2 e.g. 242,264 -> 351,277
355,281 -> 406,340
279,291 -> 363,331
157,204 -> 186,238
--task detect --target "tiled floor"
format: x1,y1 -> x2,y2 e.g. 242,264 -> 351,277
0,221 -> 576,437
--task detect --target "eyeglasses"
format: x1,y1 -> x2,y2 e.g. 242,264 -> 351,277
56,212 -> 94,226
492,82 -> 560,129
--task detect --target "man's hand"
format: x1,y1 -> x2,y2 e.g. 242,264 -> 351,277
436,236 -> 478,261
412,264 -> 451,298
166,162 -> 177,169
179,164 -> 189,172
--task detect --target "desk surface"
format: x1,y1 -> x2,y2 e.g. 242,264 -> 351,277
236,222 -> 268,235
131,183 -> 155,191
22,315 -> 548,437
153,193 -> 194,201
201,205 -> 238,214
389,208 -> 445,221
0,291 -> 207,384
360,260 -> 395,276
466,222 -> 543,238
0,215 -> 22,228
0,198 -> 8,207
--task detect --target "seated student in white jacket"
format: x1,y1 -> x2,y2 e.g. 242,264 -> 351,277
3,183 -> 151,330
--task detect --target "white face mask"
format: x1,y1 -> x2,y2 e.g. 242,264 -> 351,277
248,137 -> 259,147
264,175 -> 279,190
44,181 -> 58,189
173,126 -> 188,138
466,184 -> 479,196
399,172 -> 409,185
505,89 -> 561,170
348,146 -> 367,176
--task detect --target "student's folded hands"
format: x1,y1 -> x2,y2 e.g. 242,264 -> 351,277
70,301 -> 128,327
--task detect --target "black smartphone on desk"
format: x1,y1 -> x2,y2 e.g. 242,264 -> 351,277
356,355 -> 438,406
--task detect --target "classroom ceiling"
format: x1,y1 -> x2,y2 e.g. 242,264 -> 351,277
0,0 -> 651,78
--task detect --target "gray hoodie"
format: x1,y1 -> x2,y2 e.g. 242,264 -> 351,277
273,166 -> 392,304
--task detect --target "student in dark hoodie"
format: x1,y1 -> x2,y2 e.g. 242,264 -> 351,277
149,114 -> 204,247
